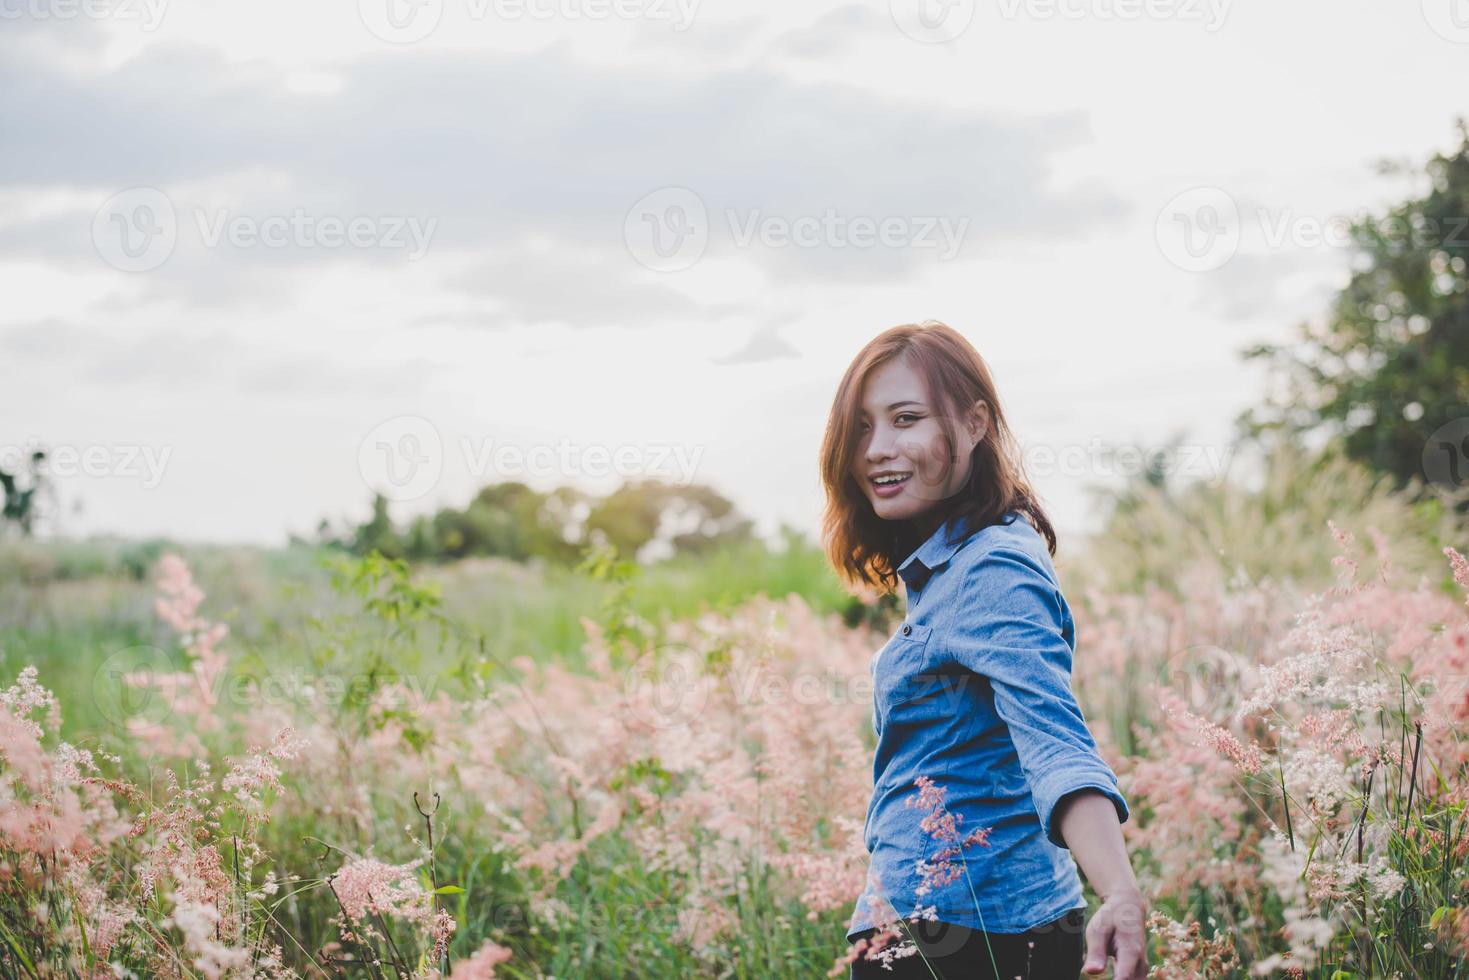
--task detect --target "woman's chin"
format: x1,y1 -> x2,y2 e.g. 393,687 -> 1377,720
871,496 -> 920,522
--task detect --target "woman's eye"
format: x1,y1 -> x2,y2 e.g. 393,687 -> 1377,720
896,414 -> 919,424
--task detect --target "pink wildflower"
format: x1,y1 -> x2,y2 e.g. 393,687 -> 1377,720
904,775 -> 993,898
448,938 -> 513,979
330,855 -> 430,927
1161,693 -> 1263,775
431,908 -> 457,963
154,552 -> 208,634
1446,547 -> 1469,606
1327,519 -> 1358,588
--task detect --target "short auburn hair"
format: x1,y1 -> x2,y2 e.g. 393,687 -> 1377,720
819,320 -> 1057,595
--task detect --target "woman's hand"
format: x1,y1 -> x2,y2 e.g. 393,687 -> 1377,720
1082,883 -> 1149,979
1053,788 -> 1150,978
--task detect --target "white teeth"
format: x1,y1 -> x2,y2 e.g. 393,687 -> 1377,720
873,473 -> 910,485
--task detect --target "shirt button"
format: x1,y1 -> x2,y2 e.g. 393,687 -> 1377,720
901,624 -> 912,636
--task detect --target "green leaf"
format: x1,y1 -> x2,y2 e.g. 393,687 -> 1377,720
433,885 -> 465,895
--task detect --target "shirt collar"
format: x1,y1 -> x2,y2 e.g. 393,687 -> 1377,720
896,510 -> 976,588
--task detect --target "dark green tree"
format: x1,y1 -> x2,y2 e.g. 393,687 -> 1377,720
1242,118 -> 1469,508
351,492 -> 405,559
0,449 -> 47,536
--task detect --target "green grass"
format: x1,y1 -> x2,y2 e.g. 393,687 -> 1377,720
0,533 -> 864,742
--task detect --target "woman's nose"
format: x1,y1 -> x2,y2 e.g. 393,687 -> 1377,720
866,438 -> 897,463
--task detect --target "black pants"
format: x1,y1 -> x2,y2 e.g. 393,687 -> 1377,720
848,907 -> 1085,980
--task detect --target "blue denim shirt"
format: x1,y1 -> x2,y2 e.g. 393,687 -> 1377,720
846,510 -> 1128,940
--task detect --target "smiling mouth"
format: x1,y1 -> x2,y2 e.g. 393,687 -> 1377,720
870,472 -> 912,488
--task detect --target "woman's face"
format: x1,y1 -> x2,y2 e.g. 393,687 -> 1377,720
850,357 -> 987,529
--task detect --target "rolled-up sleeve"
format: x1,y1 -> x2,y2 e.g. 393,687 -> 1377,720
949,547 -> 1129,848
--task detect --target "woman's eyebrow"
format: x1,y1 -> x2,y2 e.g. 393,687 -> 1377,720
859,400 -> 925,415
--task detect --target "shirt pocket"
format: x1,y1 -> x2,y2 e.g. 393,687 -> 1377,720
874,621 -> 938,714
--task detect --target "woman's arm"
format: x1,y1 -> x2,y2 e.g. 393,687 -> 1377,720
1055,788 -> 1149,980
946,548 -> 1146,976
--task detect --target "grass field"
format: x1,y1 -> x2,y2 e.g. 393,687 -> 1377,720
3,454 -> 1468,978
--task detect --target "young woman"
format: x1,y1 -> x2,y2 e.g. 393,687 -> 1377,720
820,322 -> 1149,980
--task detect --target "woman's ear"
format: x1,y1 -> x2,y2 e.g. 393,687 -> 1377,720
969,400 -> 990,443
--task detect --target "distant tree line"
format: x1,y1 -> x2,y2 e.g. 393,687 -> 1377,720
306,477 -> 756,566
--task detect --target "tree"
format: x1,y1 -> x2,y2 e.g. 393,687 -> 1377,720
1241,118 -> 1469,510
0,449 -> 48,536
327,477 -> 753,566
584,478 -> 752,561
351,492 -> 405,559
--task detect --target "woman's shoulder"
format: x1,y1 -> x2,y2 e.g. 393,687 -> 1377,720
955,511 -> 1058,584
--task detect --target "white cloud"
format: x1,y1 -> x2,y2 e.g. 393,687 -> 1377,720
1,0 -> 1465,546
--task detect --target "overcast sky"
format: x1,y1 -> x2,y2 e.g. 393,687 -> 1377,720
3,0 -> 1466,548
